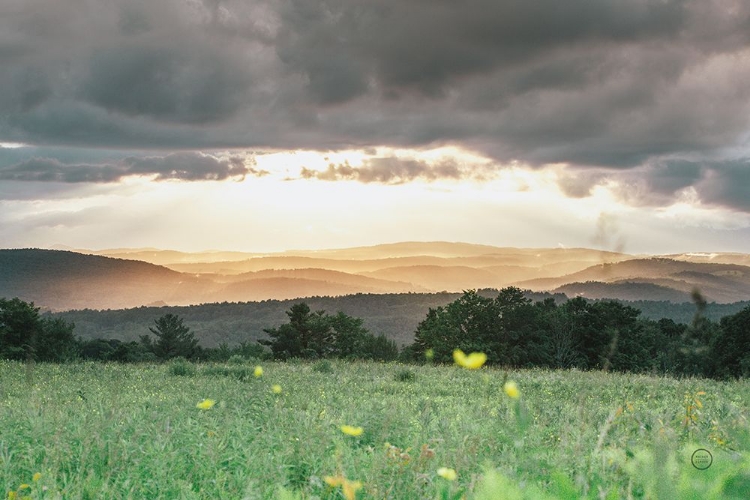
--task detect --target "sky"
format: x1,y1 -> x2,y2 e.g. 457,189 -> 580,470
2,0 -> 750,254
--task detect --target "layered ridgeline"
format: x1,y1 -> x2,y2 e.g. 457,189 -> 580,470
2,243 -> 750,313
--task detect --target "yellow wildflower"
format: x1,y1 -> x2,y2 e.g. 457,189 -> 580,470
8,492 -> 17,500
341,479 -> 362,500
18,486 -> 29,491
437,467 -> 457,481
453,349 -> 467,365
324,476 -> 342,487
324,475 -> 362,500
272,384 -> 282,394
254,366 -> 263,378
453,349 -> 487,369
340,425 -> 364,436
503,380 -> 520,399
32,473 -> 41,482
196,399 -> 216,410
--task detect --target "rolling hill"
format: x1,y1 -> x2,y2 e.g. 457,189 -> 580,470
518,258 -> 750,303
0,249 -> 213,310
0,250 -> 423,310
3,244 -> 750,311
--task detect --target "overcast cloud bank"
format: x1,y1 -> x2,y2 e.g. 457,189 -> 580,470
1,0 -> 750,222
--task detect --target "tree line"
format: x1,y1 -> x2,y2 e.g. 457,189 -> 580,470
404,288 -> 749,379
52,292 -> 749,350
0,297 -> 397,364
1,289 -> 748,378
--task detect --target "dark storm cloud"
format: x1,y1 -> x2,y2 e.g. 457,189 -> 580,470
123,152 -> 266,181
0,157 -> 126,182
299,156 -> 489,184
1,0 -> 750,210
276,0 -> 685,99
558,159 -> 750,212
560,160 -> 705,201
694,160 -> 750,212
82,46 -> 249,124
0,152 -> 264,182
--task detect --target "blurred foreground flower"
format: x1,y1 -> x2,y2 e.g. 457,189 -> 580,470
340,424 -> 364,436
503,381 -> 520,399
453,349 -> 487,369
437,467 -> 457,481
254,366 -> 263,378
196,399 -> 216,410
32,473 -> 41,482
324,475 -> 363,500
272,384 -> 282,394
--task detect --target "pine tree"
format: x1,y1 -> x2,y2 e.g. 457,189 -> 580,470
148,314 -> 198,360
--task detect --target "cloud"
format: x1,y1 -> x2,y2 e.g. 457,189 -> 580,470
299,156 -> 493,184
694,160 -> 750,212
277,0 -> 686,99
122,152 -> 266,181
0,158 -> 126,183
556,159 -> 750,213
0,152 -> 265,183
1,0 -> 750,211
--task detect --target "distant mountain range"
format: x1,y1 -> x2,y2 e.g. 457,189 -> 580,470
2,242 -> 750,311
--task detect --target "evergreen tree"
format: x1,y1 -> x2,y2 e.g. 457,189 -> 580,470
260,303 -> 331,359
147,313 -> 198,360
0,297 -> 77,361
260,302 -> 393,360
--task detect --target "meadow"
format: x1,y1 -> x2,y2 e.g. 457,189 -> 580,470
1,359 -> 749,499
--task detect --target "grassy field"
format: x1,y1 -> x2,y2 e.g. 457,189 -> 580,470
1,360 -> 749,499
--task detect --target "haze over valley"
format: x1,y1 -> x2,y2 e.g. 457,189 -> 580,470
4,242 -> 750,314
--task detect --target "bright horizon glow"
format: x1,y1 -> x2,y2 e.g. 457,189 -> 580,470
2,146 -> 748,255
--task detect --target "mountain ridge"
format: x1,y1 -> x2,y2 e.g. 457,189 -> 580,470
2,244 -> 750,311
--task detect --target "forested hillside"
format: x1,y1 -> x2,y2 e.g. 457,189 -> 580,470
0,249 -> 213,310
4,245 -> 750,314
50,291 -> 749,348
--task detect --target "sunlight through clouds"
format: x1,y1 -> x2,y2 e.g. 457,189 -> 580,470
2,146 -> 749,253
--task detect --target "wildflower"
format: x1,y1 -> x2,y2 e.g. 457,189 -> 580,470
8,492 -> 17,500
32,473 -> 41,482
18,486 -> 29,491
453,349 -> 467,365
425,348 -> 434,361
453,349 -> 487,369
324,476 -> 342,487
196,399 -> 216,410
324,475 -> 363,500
254,366 -> 263,378
272,384 -> 282,394
437,467 -> 457,481
340,424 -> 364,436
503,380 -> 520,399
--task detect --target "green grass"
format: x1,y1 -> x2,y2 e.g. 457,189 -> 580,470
1,360 -> 749,499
